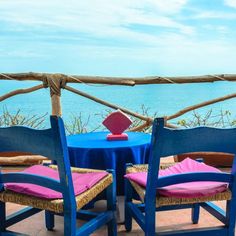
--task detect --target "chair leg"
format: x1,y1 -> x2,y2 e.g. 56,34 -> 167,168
45,210 -> 55,231
107,169 -> 117,236
226,199 -> 236,236
125,178 -> 133,232
191,203 -> 200,224
144,203 -> 156,236
64,211 -> 77,236
0,201 -> 6,231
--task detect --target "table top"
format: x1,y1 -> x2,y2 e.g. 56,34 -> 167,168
67,131 -> 151,149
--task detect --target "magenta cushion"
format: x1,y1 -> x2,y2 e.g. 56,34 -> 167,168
5,165 -> 108,199
125,158 -> 228,198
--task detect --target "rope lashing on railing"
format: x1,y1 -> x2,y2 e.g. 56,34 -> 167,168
160,76 -> 176,84
0,73 -> 16,81
1,73 -> 236,85
66,75 -> 111,87
1,72 -> 236,131
208,74 -> 227,81
42,75 -> 67,96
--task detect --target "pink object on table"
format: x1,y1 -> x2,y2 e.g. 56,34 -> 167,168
107,133 -> 128,141
125,158 -> 228,198
5,165 -> 108,199
102,110 -> 132,140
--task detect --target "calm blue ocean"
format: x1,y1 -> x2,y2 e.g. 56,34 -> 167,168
1,80 -> 236,129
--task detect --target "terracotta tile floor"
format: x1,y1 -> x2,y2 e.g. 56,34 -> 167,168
4,200 -> 230,236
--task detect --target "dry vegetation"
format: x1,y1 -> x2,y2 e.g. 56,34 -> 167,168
1,106 -> 236,134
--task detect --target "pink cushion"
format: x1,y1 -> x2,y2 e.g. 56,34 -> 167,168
5,165 -> 108,199
125,158 -> 228,198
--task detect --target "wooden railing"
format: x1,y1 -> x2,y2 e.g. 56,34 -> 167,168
1,72 -> 236,131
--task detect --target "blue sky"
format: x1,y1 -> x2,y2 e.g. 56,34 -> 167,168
0,0 -> 236,76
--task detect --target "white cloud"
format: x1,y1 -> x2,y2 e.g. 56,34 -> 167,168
1,0 -> 236,76
202,24 -> 230,35
224,0 -> 236,8
0,0 -> 193,46
193,11 -> 236,19
146,0 -> 187,14
0,49 -> 46,58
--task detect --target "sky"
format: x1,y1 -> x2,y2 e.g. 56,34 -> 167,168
0,0 -> 236,77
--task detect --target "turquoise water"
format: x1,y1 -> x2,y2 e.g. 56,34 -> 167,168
1,80 -> 236,129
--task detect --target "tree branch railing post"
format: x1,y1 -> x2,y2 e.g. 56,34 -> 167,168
2,72 -> 236,166
1,72 -> 236,131
51,94 -> 62,116
43,74 -> 66,117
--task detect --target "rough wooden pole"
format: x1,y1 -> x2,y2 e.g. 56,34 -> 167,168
44,74 -> 64,117
64,85 -> 150,121
0,84 -> 44,102
51,94 -> 62,116
166,92 -> 236,121
1,72 -> 236,85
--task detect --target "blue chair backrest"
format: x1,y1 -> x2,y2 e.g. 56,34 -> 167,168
146,118 -> 236,201
151,118 -> 236,157
0,116 -> 63,160
0,116 -> 76,210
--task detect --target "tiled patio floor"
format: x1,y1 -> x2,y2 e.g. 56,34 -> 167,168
5,200 -> 229,236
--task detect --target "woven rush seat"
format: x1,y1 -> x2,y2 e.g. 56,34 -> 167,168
126,162 -> 175,173
126,164 -> 232,207
0,166 -> 113,213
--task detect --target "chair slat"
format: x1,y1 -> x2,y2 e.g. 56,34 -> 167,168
0,126 -> 57,161
156,172 -> 232,188
1,173 -> 62,192
157,125 -> 236,157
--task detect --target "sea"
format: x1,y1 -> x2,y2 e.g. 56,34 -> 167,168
1,80 -> 236,130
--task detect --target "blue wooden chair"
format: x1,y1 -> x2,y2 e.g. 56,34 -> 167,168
0,116 -> 117,236
125,117 -> 236,236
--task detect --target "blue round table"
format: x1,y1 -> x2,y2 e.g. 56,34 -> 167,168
67,131 -> 151,195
